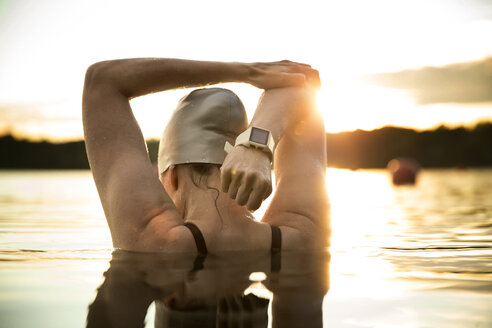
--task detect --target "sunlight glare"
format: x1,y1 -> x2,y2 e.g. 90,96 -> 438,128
318,78 -> 416,133
326,168 -> 417,298
326,169 -> 397,250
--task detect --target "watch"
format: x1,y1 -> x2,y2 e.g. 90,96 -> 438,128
224,126 -> 275,162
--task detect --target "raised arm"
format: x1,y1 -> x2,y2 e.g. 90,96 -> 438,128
82,58 -> 312,251
220,87 -> 329,249
263,88 -> 329,249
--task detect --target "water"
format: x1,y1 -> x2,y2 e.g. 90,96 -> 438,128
1,169 -> 491,327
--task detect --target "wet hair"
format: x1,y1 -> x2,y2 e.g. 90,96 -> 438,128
177,163 -> 223,225
184,163 -> 221,189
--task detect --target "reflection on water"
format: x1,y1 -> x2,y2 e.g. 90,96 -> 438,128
87,250 -> 328,328
0,169 -> 491,327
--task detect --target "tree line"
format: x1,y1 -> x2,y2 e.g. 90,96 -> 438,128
1,123 -> 492,169
326,122 -> 492,168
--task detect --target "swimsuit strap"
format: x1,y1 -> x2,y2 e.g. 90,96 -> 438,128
270,225 -> 282,272
183,222 -> 280,271
270,225 -> 282,253
184,222 -> 208,256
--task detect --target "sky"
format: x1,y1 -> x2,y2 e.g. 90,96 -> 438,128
0,0 -> 491,141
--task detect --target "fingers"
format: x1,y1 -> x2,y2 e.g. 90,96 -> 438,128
236,176 -> 253,206
220,146 -> 272,210
227,171 -> 255,205
278,63 -> 320,89
237,182 -> 269,211
250,60 -> 320,90
221,167 -> 232,192
246,185 -> 267,211
245,174 -> 272,211
223,168 -> 252,202
280,72 -> 306,88
221,168 -> 272,210
279,59 -> 312,68
305,69 -> 321,89
227,171 -> 242,200
264,60 -> 318,77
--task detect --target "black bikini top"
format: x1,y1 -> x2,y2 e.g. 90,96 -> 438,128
183,222 -> 282,272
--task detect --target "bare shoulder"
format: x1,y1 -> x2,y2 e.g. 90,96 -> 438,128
120,211 -> 195,252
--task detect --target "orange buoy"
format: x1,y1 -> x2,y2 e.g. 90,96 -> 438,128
387,158 -> 420,185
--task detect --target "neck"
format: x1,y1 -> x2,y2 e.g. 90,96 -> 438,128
183,185 -> 252,223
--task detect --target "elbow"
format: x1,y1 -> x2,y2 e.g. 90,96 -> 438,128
82,60 -> 129,114
268,87 -> 318,120
290,87 -> 318,118
83,60 -> 132,97
82,63 -> 103,116
82,61 -> 121,120
83,61 -> 114,92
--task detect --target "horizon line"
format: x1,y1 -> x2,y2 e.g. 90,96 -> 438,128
2,120 -> 492,144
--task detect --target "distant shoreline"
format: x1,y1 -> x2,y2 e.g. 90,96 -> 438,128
2,123 -> 492,169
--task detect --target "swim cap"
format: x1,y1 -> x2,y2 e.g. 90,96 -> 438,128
158,88 -> 248,175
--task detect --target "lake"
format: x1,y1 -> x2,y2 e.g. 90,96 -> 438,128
0,169 -> 491,327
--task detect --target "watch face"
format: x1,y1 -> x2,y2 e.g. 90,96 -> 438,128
250,127 -> 269,145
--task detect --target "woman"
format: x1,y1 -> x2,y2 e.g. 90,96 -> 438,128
82,58 -> 329,254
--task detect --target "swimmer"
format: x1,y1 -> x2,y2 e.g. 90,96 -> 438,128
82,58 -> 329,254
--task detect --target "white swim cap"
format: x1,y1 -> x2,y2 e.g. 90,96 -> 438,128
158,88 -> 248,175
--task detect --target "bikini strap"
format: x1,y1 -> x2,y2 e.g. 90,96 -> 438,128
184,222 -> 208,256
270,225 -> 282,272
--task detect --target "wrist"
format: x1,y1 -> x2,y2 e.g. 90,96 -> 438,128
231,62 -> 253,84
224,126 -> 275,163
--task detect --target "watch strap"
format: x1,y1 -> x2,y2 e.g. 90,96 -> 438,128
224,127 -> 275,163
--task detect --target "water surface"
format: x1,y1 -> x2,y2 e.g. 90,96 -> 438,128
0,169 -> 491,327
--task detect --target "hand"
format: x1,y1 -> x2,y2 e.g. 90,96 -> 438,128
220,146 -> 273,211
247,60 -> 321,90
